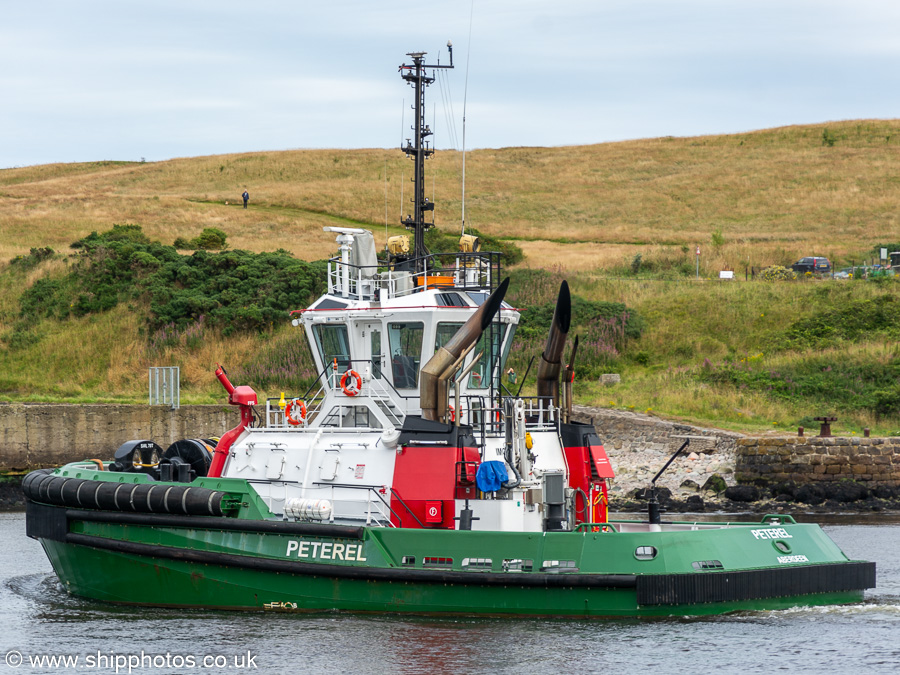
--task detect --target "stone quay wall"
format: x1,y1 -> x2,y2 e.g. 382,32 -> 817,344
735,436 -> 900,486
0,404 -> 238,472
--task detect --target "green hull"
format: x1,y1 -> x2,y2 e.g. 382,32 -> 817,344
29,496 -> 873,618
40,538 -> 864,617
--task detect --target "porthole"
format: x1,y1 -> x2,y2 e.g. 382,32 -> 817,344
634,546 -> 658,561
773,540 -> 791,554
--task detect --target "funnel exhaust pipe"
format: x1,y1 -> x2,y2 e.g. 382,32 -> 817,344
536,281 -> 571,406
420,278 -> 510,421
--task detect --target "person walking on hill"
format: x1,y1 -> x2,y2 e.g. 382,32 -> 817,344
242,189 -> 249,209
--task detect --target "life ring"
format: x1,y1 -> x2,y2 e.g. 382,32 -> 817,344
448,404 -> 455,422
285,398 -> 307,425
472,371 -> 483,385
340,370 -> 362,396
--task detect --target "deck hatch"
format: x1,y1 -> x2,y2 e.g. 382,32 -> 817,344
637,561 -> 876,606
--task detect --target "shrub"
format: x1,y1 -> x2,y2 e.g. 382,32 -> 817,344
777,294 -> 900,349
173,228 -> 228,250
758,265 -> 796,281
630,253 -> 643,275
16,225 -> 326,336
9,247 -> 55,270
505,269 -> 644,380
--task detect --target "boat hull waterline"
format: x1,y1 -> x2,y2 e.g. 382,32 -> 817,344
27,491 -> 874,618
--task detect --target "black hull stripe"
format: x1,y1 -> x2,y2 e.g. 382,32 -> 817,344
64,508 -> 364,540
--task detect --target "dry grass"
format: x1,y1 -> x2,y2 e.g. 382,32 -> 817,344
3,120 -> 899,270
4,120 -> 900,429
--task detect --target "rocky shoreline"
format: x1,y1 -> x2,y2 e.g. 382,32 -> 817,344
609,481 -> 900,515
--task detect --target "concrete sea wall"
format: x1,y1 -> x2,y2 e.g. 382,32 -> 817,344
0,404 -> 237,471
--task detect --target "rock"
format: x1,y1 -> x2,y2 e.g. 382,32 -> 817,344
769,481 -> 797,499
701,474 -> 727,494
874,485 -> 899,499
724,485 -> 760,502
795,484 -> 825,505
822,481 -> 869,503
680,479 -> 700,491
685,495 -> 705,511
687,452 -> 699,461
600,374 -> 621,385
775,493 -> 794,502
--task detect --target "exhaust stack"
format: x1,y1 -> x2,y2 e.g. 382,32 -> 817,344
420,277 -> 510,421
536,280 -> 571,407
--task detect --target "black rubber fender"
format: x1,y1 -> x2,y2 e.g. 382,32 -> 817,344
22,469 -> 231,517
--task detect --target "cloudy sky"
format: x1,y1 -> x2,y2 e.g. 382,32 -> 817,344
2,0 -> 899,168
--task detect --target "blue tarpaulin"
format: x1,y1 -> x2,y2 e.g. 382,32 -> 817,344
475,460 -> 509,492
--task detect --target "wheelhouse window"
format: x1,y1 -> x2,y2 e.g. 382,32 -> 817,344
313,324 -> 351,372
389,322 -> 424,389
435,322 -> 463,352
467,323 -> 508,389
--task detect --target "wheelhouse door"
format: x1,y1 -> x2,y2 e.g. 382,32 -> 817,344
360,322 -> 384,380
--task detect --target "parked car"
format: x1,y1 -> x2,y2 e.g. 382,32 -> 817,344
791,256 -> 831,275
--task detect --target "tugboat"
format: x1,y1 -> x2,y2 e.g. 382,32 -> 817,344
24,48 -> 874,617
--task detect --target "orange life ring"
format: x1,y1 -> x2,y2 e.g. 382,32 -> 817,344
448,404 -> 455,422
285,398 -> 307,425
340,370 -> 362,396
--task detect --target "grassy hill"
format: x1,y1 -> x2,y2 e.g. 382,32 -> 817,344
3,119 -> 900,434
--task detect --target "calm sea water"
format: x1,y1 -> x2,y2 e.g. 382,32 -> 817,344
2,510 -> 899,674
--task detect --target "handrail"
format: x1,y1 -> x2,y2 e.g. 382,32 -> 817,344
327,251 -> 502,299
388,487 -> 426,528
572,487 -> 589,525
311,482 -> 401,528
575,522 -> 619,533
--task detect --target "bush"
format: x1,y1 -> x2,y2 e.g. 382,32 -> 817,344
778,294 -> 900,349
174,228 -> 228,250
758,265 -> 796,281
16,225 -> 325,335
9,247 -> 55,270
630,253 -> 642,275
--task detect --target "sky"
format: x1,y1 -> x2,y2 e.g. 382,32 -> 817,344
2,0 -> 900,168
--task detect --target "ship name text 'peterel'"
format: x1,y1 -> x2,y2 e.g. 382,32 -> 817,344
285,540 -> 367,561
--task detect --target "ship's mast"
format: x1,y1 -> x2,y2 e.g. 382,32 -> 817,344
399,46 -> 453,273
